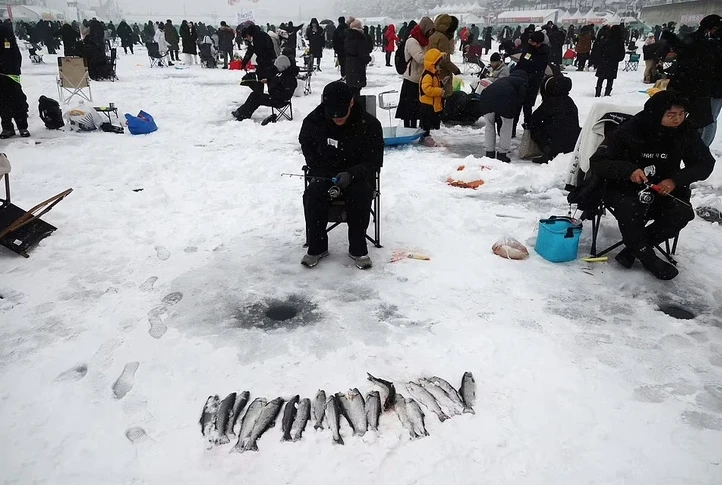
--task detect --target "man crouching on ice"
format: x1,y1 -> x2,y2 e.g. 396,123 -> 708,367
299,81 -> 384,269
589,90 -> 715,281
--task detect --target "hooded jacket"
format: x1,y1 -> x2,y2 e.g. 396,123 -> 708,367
428,14 -> 460,96
217,24 -> 235,53
403,21 -> 432,83
267,56 -> 298,102
589,90 -> 715,198
478,70 -> 528,119
299,100 -> 384,183
241,24 -> 277,74
419,48 -> 445,113
164,22 -> 179,50
0,22 -> 21,75
345,27 -> 371,89
529,76 -> 581,156
384,24 -> 398,52
667,29 -> 715,127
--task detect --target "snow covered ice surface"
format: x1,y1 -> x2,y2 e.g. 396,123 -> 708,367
1,44 -> 722,484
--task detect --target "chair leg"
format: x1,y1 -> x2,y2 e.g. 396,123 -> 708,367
591,212 -> 601,256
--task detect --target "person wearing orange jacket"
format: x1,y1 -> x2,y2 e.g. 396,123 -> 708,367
383,24 -> 399,67
419,48 -> 448,146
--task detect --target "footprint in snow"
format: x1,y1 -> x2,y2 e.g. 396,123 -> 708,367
155,246 -> 170,261
112,362 -> 140,399
139,276 -> 158,292
125,427 -> 155,448
147,293 -> 183,339
55,364 -> 88,381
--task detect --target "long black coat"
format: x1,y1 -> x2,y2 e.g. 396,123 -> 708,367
61,23 -> 79,56
529,76 -> 581,156
0,22 -> 22,75
164,22 -> 179,50
512,43 -> 549,94
299,101 -> 383,183
332,23 -> 347,56
217,26 -> 235,53
117,21 -> 133,48
180,23 -> 197,55
594,37 -> 625,80
306,24 -> 324,58
345,28 -> 370,89
241,26 -> 277,77
668,29 -> 715,127
478,70 -> 528,119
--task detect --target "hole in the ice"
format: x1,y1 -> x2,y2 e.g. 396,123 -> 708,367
658,304 -> 696,320
266,304 -> 298,322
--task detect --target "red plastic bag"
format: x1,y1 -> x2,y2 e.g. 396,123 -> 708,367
229,60 -> 242,70
563,49 -> 576,60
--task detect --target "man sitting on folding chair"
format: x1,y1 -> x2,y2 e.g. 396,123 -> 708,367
232,55 -> 298,124
589,90 -> 715,280
299,81 -> 384,269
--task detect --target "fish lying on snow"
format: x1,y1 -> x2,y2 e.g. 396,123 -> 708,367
281,395 -> 300,441
367,373 -> 396,411
232,397 -> 266,452
406,381 -> 449,422
366,391 -> 381,431
199,395 -> 220,444
419,379 -> 463,416
242,397 -> 284,452
393,393 -> 418,439
291,398 -> 311,441
326,394 -> 344,445
405,397 -> 429,437
459,371 -> 476,414
347,388 -> 368,435
228,391 -> 250,438
426,376 -> 465,409
214,392 -> 236,444
313,390 -> 326,430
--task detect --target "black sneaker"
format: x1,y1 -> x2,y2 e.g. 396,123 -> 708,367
615,247 -> 635,269
496,152 -> 511,163
531,155 -> 549,164
0,129 -> 15,139
633,247 -> 678,280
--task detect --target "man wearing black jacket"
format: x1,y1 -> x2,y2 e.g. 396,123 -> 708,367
299,81 -> 384,269
332,17 -> 347,77
0,22 -> 30,139
232,55 -> 297,123
589,90 -> 715,280
511,31 -> 549,128
241,23 -> 277,84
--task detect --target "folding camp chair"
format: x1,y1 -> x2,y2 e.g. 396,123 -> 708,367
106,48 -> 118,81
302,166 -> 382,249
146,42 -> 169,67
261,99 -> 293,126
297,67 -> 312,95
57,57 -> 92,104
0,153 -> 73,258
623,52 -> 640,72
463,44 -> 484,75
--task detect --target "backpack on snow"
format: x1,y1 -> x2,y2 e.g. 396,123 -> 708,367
394,37 -> 409,75
38,96 -> 65,130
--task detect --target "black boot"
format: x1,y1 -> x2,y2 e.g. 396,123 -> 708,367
615,247 -> 635,269
0,129 -> 15,139
633,246 -> 678,280
19,129 -> 30,138
496,152 -> 511,163
485,151 -> 496,159
604,87 -> 612,97
595,87 -> 601,97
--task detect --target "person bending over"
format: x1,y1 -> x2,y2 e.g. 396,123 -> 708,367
299,81 -> 384,270
589,90 -> 715,280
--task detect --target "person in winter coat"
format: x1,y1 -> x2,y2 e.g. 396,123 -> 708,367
511,31 -> 549,126
81,34 -> 112,80
428,14 -> 461,98
299,81 -> 384,269
483,26 -> 493,54
589,90 -> 715,280
117,20 -> 134,54
89,18 -> 104,47
642,33 -> 658,83
479,70 -> 528,162
284,21 -> 303,59
241,23 -> 277,84
399,22 -> 409,40
0,22 -> 30,138
233,55 -> 298,122
528,75 -> 580,164
419,48 -> 447,146
333,17 -> 348,76
594,25 -> 625,97
575,25 -> 593,70
706,18 -> 722,146
164,20 -> 179,61
383,24 -> 399,67
548,25 -> 565,65
61,22 -> 80,56
180,20 -> 198,64
217,21 -> 235,69
344,20 -> 371,96
142,20 -> 155,44
668,15 -> 721,143
324,22 -> 335,49
395,17 -> 434,128
306,18 -> 325,70
470,24 -> 480,45
488,52 -> 510,79
589,25 -> 609,69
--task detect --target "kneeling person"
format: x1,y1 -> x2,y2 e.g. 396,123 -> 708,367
589,90 -> 715,280
299,81 -> 384,269
233,55 -> 298,123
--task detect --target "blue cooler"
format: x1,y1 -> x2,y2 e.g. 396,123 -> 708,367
535,216 -> 583,263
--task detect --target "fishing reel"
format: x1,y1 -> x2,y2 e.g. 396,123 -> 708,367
638,187 -> 655,205
328,185 -> 342,200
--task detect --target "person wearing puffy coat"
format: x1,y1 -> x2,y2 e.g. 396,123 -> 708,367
344,20 -> 371,96
528,75 -> 581,163
428,14 -> 461,98
419,48 -> 447,146
478,70 -> 528,162
395,17 -> 435,128
383,24 -> 399,66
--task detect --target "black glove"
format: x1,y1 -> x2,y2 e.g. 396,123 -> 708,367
334,172 -> 352,189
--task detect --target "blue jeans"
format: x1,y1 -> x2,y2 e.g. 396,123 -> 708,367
700,98 -> 722,147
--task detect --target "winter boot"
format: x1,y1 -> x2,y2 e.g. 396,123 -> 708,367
349,253 -> 372,269
615,247 -> 635,269
261,113 -> 277,126
485,151 -> 496,159
594,87 -> 601,97
301,251 -> 329,268
632,246 -> 678,280
496,152 -> 511,163
604,86 -> 612,97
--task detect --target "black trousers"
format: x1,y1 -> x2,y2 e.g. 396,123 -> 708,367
596,77 -> 614,96
337,52 -> 346,76
576,53 -> 589,70
385,51 -> 392,66
236,92 -> 284,119
304,178 -> 374,257
605,187 -> 694,251
0,75 -> 29,131
123,44 -> 134,54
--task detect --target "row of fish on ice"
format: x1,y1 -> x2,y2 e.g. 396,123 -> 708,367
199,372 -> 476,452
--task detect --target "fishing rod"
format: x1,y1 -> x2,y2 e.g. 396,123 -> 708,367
645,183 -> 693,208
280,173 -> 343,199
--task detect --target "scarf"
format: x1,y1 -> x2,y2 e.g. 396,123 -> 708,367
410,25 -> 429,47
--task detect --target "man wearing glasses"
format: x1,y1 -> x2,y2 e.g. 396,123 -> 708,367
589,90 -> 715,280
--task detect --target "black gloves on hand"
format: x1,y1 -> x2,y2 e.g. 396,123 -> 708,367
334,172 -> 352,189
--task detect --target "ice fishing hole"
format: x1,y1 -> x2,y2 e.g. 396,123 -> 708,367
658,304 -> 696,320
266,303 -> 298,322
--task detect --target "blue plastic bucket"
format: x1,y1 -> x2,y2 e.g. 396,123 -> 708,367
535,216 -> 583,263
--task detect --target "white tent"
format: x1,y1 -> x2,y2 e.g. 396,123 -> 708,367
603,13 -> 623,25
8,5 -> 66,22
496,9 -> 560,25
